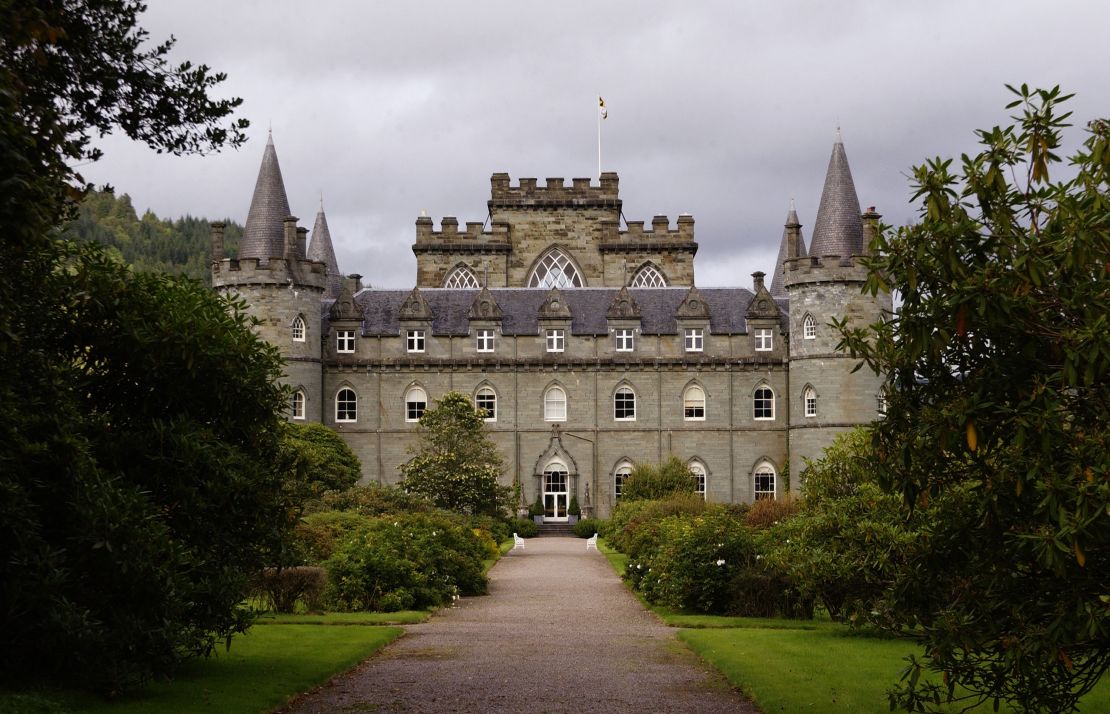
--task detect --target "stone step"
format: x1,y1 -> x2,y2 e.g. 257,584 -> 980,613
536,524 -> 576,537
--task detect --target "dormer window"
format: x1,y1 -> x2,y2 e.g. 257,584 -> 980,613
684,328 -> 703,352
546,329 -> 565,353
755,328 -> 773,351
336,330 -> 355,353
476,328 -> 495,353
407,329 -> 426,353
615,328 -> 634,352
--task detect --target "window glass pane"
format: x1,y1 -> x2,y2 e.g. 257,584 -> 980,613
444,266 -> 480,288
406,387 -> 427,422
684,328 -> 703,352
755,465 -> 776,500
614,387 -> 635,420
477,329 -> 495,352
476,388 -> 496,421
615,329 -> 634,352
803,315 -> 816,339
336,388 -> 356,421
544,387 -> 566,421
407,330 -> 425,352
614,465 -> 631,499
630,264 -> 667,287
292,316 -> 305,341
754,386 -> 774,419
804,388 -> 817,417
291,390 -> 305,419
546,329 -> 564,352
683,385 -> 705,420
690,463 -> 706,498
528,249 -> 583,288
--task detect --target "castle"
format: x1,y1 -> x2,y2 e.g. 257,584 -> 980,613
211,133 -> 891,519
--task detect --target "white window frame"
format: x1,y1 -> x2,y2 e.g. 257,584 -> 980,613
755,328 -> 773,351
684,328 -> 703,352
475,387 -> 497,422
407,329 -> 426,353
544,385 -> 567,422
754,463 -> 776,500
528,248 -> 584,289
292,315 -> 306,342
804,387 -> 817,418
443,265 -> 480,289
476,328 -> 496,353
546,329 -> 565,353
335,387 -> 357,423
630,264 -> 667,287
291,390 -> 306,420
615,328 -> 635,352
803,314 -> 816,340
614,462 -> 632,500
683,385 -> 706,421
689,462 -> 706,499
614,386 -> 636,421
336,329 -> 355,354
754,386 -> 775,420
405,386 -> 428,422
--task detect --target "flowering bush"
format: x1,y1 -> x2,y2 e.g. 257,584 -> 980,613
325,512 -> 488,611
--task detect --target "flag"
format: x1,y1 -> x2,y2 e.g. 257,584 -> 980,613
598,96 -> 607,120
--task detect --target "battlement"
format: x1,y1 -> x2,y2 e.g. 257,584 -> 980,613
488,172 -> 621,209
782,254 -> 871,286
596,214 -> 696,253
413,216 -> 511,254
212,256 -> 328,290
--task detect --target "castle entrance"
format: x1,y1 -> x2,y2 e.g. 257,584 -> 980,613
543,468 -> 569,522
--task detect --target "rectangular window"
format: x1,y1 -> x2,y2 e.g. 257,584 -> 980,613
476,329 -> 495,353
684,328 -> 703,352
615,328 -> 634,352
755,328 -> 773,351
546,329 -> 565,353
407,329 -> 426,353
336,330 -> 355,353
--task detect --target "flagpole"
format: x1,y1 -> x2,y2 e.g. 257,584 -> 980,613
597,96 -> 602,180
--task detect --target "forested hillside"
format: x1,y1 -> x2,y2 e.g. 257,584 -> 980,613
60,190 -> 242,284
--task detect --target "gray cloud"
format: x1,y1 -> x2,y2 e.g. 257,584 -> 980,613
83,0 -> 1110,288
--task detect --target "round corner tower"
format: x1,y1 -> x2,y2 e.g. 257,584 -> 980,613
210,134 -> 333,422
784,138 -> 892,479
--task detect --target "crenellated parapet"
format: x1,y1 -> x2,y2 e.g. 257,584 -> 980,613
599,214 -> 696,254
212,255 -> 328,291
488,172 -> 621,209
412,216 -> 511,255
782,253 -> 871,286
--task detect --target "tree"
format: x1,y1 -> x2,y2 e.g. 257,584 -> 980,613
840,86 -> 1110,712
621,456 -> 698,501
282,422 -> 362,500
0,0 -> 288,691
400,392 -> 511,516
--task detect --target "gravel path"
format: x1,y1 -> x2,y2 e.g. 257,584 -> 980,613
281,536 -> 758,713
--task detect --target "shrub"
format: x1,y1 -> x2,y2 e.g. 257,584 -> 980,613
291,510 -> 369,564
255,566 -> 327,613
280,422 -> 361,500
325,512 -> 488,611
529,495 -> 544,518
567,495 -> 581,517
620,456 -> 698,501
744,494 -> 800,529
606,493 -> 707,554
469,514 -> 511,545
511,518 -> 538,538
573,518 -> 602,538
303,483 -> 434,517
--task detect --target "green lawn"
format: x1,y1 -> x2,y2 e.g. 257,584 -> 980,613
254,610 -> 429,625
2,625 -> 402,714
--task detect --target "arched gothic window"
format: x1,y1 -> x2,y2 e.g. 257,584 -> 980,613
405,386 -> 428,422
803,314 -> 816,340
291,390 -> 306,420
614,461 -> 632,500
683,385 -> 706,421
475,386 -> 497,421
528,248 -> 583,288
291,315 -> 306,342
443,265 -> 480,289
754,462 -> 776,500
614,385 -> 636,421
630,264 -> 667,287
689,461 -> 707,499
544,385 -> 567,421
754,385 -> 775,420
804,387 -> 817,417
335,388 -> 357,423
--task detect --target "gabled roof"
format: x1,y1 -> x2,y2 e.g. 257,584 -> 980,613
239,133 -> 292,261
308,206 -> 342,299
808,137 -> 864,258
348,288 -> 788,337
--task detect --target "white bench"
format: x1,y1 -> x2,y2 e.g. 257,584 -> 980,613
512,532 -> 526,550
585,533 -> 598,551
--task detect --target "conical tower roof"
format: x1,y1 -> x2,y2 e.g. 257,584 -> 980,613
808,135 -> 864,258
239,132 -> 291,262
308,203 -> 342,299
770,201 -> 807,298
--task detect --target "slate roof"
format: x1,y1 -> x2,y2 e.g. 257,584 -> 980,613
808,138 -> 864,258
239,133 -> 292,262
308,208 -> 342,299
347,288 -> 789,337
770,202 -> 807,298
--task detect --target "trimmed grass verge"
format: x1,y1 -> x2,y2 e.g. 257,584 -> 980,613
254,610 -> 430,625
2,625 -> 402,714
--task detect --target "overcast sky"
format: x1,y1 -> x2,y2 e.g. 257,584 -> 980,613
83,0 -> 1109,289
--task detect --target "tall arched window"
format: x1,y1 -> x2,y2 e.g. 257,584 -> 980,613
754,385 -> 775,420
291,390 -> 306,420
443,265 -> 480,288
614,462 -> 632,500
803,314 -> 816,340
544,385 -> 567,421
689,461 -> 707,499
630,264 -> 667,287
754,462 -> 776,500
804,386 -> 817,417
405,386 -> 428,422
614,385 -> 636,421
335,388 -> 357,423
528,248 -> 583,288
291,315 -> 306,342
475,386 -> 497,421
683,385 -> 706,421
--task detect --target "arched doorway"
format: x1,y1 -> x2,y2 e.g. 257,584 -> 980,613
543,462 -> 570,522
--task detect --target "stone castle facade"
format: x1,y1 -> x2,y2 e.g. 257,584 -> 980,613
212,134 -> 890,519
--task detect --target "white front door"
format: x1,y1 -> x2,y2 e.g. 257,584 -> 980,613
543,470 -> 569,522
